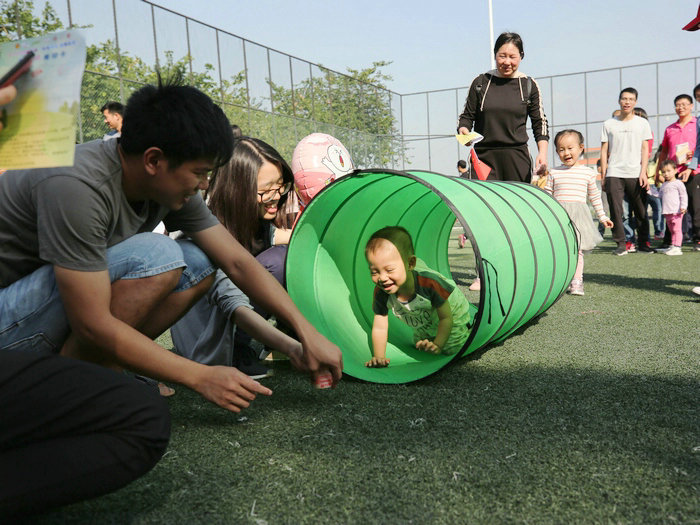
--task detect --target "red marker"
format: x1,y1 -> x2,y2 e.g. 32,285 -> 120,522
0,51 -> 35,89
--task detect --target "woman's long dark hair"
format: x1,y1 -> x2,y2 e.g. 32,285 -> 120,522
206,136 -> 293,253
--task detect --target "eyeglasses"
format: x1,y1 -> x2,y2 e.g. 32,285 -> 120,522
257,182 -> 292,203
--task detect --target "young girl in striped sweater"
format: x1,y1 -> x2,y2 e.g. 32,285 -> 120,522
545,129 -> 614,296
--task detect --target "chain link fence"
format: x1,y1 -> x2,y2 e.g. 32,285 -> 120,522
400,57 -> 700,176
50,1 -> 700,174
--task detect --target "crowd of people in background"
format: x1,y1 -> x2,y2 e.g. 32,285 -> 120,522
456,32 -> 699,280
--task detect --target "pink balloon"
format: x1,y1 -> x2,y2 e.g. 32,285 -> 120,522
291,133 -> 354,208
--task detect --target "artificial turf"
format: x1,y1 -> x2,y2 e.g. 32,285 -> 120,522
34,235 -> 699,524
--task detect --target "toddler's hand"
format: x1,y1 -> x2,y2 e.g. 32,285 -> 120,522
365,356 -> 390,368
415,340 -> 441,354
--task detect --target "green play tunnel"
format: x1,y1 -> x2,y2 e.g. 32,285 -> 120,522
286,169 -> 579,384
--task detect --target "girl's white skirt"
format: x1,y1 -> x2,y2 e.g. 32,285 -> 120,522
560,201 -> 603,252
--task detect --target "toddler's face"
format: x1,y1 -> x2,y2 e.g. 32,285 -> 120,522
660,164 -> 677,182
367,240 -> 409,296
556,133 -> 584,167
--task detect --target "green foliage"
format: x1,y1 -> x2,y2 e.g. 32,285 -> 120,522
269,61 -> 403,167
0,0 -> 63,41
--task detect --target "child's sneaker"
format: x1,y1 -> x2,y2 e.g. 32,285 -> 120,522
469,277 -> 481,291
568,279 -> 584,296
665,246 -> 683,256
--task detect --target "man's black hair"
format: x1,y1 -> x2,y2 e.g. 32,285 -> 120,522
674,94 -> 693,106
457,160 -> 467,169
120,74 -> 233,169
100,101 -> 124,116
619,87 -> 638,100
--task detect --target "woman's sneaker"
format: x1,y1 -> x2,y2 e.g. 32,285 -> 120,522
568,279 -> 584,296
665,246 -> 683,256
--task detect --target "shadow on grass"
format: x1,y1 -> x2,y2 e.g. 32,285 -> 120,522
585,272 -> 697,297
35,362 -> 699,525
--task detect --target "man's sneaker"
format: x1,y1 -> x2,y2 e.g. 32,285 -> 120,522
625,241 -> 637,253
233,344 -> 273,379
653,234 -> 664,241
637,242 -> 654,253
655,244 -> 671,253
665,246 -> 683,256
568,279 -> 584,296
613,244 -> 628,256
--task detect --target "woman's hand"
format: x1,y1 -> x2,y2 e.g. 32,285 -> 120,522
457,127 -> 473,147
534,153 -> 548,176
296,331 -> 343,386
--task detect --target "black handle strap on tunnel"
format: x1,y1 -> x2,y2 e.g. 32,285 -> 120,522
482,258 -> 505,324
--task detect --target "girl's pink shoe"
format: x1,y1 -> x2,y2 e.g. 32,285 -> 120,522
458,234 -> 467,249
469,278 -> 481,291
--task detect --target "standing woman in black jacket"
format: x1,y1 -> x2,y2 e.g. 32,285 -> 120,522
457,32 -> 549,183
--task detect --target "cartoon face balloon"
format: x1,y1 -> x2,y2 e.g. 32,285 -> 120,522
291,133 -> 354,208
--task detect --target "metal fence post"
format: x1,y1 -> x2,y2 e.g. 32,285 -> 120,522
111,0 -> 124,103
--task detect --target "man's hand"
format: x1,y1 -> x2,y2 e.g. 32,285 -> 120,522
365,356 -> 390,368
0,85 -> 17,132
639,171 -> 649,190
192,365 -> 272,413
680,169 -> 691,183
415,339 -> 441,354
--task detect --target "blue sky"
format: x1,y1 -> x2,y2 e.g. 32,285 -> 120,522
149,0 -> 700,94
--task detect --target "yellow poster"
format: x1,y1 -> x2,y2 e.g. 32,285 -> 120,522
0,30 -> 86,170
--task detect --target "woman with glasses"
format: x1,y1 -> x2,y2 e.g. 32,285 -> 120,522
170,137 -> 302,379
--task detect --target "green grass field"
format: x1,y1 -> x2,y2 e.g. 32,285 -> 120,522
35,234 -> 699,525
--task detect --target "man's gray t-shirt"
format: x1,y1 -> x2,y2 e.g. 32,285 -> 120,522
0,139 -> 218,288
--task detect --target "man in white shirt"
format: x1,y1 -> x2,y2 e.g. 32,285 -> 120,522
600,87 -> 653,255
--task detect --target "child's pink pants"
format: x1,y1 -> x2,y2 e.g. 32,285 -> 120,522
664,213 -> 683,247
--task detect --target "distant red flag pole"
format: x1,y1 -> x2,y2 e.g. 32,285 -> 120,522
682,3 -> 700,31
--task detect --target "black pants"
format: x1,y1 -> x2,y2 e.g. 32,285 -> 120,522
476,145 -> 532,183
0,351 -> 171,517
605,177 -> 649,245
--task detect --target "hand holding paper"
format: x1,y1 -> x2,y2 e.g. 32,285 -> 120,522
455,131 -> 483,147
